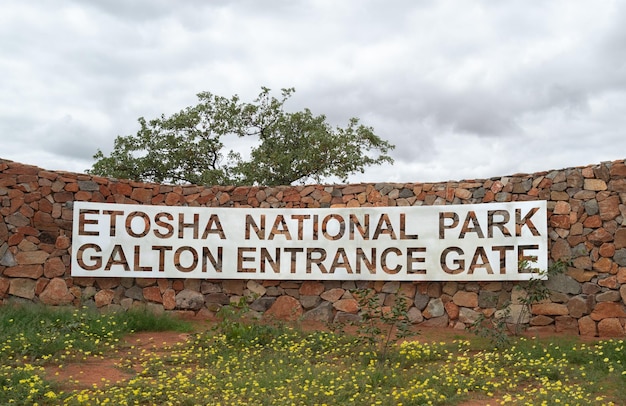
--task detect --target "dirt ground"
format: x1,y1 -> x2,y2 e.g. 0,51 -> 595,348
44,320 -> 479,390
45,330 -> 192,391
43,319 -> 599,405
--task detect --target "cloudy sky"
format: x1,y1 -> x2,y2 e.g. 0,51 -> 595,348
2,1 -> 625,184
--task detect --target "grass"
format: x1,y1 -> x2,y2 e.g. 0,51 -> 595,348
1,303 -> 626,405
0,303 -> 192,363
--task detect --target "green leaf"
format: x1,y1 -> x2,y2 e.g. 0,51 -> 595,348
90,87 -> 395,186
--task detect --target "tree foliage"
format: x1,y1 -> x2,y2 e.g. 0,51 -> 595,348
90,87 -> 394,186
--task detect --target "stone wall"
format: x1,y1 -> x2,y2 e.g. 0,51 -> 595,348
1,158 -> 626,337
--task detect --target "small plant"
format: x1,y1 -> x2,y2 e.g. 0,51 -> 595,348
351,288 -> 417,364
211,296 -> 286,346
467,296 -> 513,348
468,259 -> 568,347
513,258 -> 567,334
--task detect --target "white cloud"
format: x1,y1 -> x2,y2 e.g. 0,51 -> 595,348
1,0 -> 625,182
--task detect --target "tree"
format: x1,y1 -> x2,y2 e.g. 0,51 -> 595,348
90,87 -> 394,186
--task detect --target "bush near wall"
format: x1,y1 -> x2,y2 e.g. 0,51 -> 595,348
1,158 -> 626,337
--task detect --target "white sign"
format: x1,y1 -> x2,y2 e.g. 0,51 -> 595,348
71,201 -> 547,281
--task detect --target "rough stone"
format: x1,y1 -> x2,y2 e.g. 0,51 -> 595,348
588,228 -> 613,245
590,302 -> 626,321
458,307 -> 481,324
584,199 -> 599,215
452,291 -> 478,308
15,250 -> 49,265
596,290 -> 621,302
407,307 -> 424,324
593,257 -> 614,273
398,283 -> 416,299
200,282 -> 221,294
578,316 -> 598,337
0,277 -> 9,297
413,292 -> 430,310
124,286 -> 143,300
582,283 -> 602,295
333,298 -> 359,313
120,297 -> 133,310
615,249 -> 626,266
550,215 -> 571,229
506,304 -> 530,324
6,212 -> 29,227
43,257 -> 66,278
94,289 -> 115,307
567,295 -> 594,318
615,228 -> 626,249
97,278 -> 121,290
550,239 -> 571,261
77,180 -> 100,191
0,248 -> 17,267
481,282 -> 503,292
532,303 -> 569,316
555,316 -> 579,334
442,282 -> 458,296
266,295 -> 303,321
302,301 -> 334,323
143,286 -> 163,303
247,280 -> 267,297
204,293 -> 229,305
568,268 -> 596,283
265,286 -> 284,297
584,179 -> 607,191
550,292 -> 569,304
144,303 -> 163,315
583,215 -> 602,228
8,278 -> 36,299
599,195 -> 621,220
0,221 -> 8,244
334,312 -> 361,324
249,297 -> 275,312
620,285 -> 626,303
320,288 -> 345,302
598,275 -> 618,289
3,265 -> 43,279
544,274 -> 581,295
553,201 -> 571,214
444,301 -> 459,320
300,295 -> 321,309
478,291 -> 500,308
598,318 -> 625,337
222,280 -> 245,295
427,282 -> 441,297
618,268 -> 626,284
510,288 -> 527,305
163,288 -> 176,310
423,298 -> 445,318
39,278 -> 74,305
530,315 -> 554,326
599,243 -> 616,258
176,289 -> 205,310
381,281 -> 400,293
299,281 -> 325,296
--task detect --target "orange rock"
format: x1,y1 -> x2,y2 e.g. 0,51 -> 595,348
299,281 -> 325,296
143,286 -> 163,303
532,303 -> 569,316
598,318 -> 625,337
590,302 -> 626,321
39,278 -> 74,305
266,295 -> 303,321
333,298 -> 359,313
